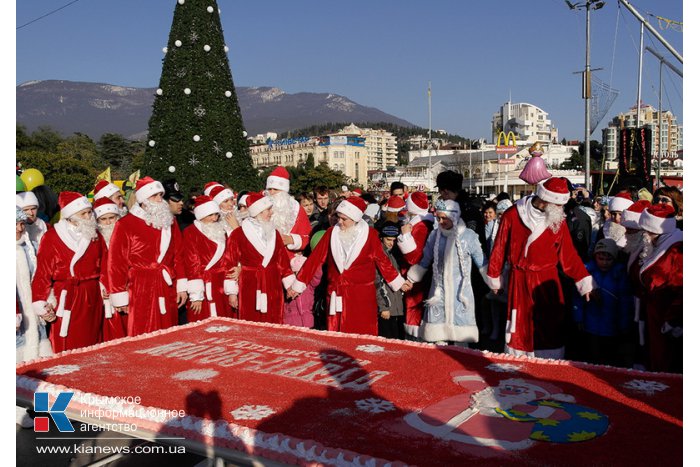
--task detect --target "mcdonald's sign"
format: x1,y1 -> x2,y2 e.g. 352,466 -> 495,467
496,131 -> 519,154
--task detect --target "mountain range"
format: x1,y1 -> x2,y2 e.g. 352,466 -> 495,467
16,80 -> 416,140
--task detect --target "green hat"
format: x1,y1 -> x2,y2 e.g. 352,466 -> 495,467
310,230 -> 325,251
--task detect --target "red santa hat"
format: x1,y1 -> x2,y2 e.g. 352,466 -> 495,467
193,195 -> 220,221
336,197 -> 367,222
536,177 -> 570,205
246,192 -> 273,218
59,191 -> 92,220
93,197 -> 120,219
209,185 -> 235,206
203,181 -> 224,197
608,192 -> 634,213
266,166 -> 290,192
385,195 -> 406,213
639,203 -> 676,235
406,192 -> 429,216
15,191 -> 39,209
237,194 -> 249,207
93,180 -> 121,200
135,177 -> 165,204
351,188 -> 363,197
621,199 -> 651,229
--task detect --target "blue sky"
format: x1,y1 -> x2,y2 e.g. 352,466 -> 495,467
15,0 -> 684,141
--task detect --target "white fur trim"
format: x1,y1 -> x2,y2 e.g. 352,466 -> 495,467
336,200 -> 363,222
397,233 -> 418,254
194,220 -> 226,270
248,196 -> 273,218
32,301 -> 48,317
639,210 -> 676,235
609,197 -> 634,213
241,218 -> 276,268
421,322 -> 479,343
157,224 -> 172,264
282,274 -> 296,290
287,233 -> 302,250
330,222 -> 369,273
194,200 -> 220,221
388,275 -> 405,292
404,324 -> 421,338
94,183 -> 120,200
536,181 -> 569,205
485,274 -> 501,291
640,229 -> 682,274
213,188 -> 235,206
176,278 -> 188,293
16,192 -> 39,208
94,203 -> 120,219
407,264 -> 428,283
204,183 -> 224,197
266,175 -> 290,192
61,196 -> 92,220
53,220 -> 92,277
406,196 -> 428,216
224,280 -> 238,295
136,180 -> 165,204
291,280 -> 307,294
575,275 -> 595,296
621,211 -> 642,229
110,291 -> 129,307
187,279 -> 205,302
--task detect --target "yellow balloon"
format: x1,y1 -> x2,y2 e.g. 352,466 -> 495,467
20,168 -> 45,191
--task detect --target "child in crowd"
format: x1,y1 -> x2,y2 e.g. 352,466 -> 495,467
573,239 -> 634,367
375,222 -> 405,339
283,253 -> 320,328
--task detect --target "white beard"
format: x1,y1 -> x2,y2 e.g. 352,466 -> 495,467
70,217 -> 98,241
270,192 -> 297,234
639,231 -> 655,261
98,223 -> 115,246
142,200 -> 174,230
251,218 -> 277,243
119,206 -> 128,217
544,203 -> 565,233
235,208 -> 249,223
603,219 -> 626,243
623,230 -> 643,255
438,225 -> 456,236
337,223 -> 360,253
200,220 -> 227,244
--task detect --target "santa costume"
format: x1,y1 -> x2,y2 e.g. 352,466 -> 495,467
223,193 -> 296,324
486,177 -> 593,358
601,193 -> 634,248
31,192 -> 104,353
93,197 -> 127,342
108,177 -> 187,336
209,185 -> 238,235
16,191 -> 49,248
266,166 -> 312,258
291,197 -> 406,336
183,196 -> 236,322
396,191 -> 434,338
628,204 -> 682,372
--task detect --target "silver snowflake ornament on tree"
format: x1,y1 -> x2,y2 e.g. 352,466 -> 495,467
230,405 -> 275,420
212,141 -> 222,154
188,155 -> 200,166
194,105 -> 206,117
189,31 -> 199,42
355,398 -> 395,414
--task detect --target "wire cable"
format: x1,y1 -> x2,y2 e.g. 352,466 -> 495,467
17,0 -> 82,30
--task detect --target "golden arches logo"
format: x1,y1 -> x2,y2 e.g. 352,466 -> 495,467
496,131 -> 517,147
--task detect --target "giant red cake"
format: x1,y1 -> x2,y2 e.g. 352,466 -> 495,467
17,318 -> 682,465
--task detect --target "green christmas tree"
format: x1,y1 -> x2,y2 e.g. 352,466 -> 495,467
143,0 -> 260,195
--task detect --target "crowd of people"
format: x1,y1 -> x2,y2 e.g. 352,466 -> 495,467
16,166 -> 683,425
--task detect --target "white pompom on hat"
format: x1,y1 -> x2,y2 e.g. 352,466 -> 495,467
639,203 -> 676,235
266,166 -> 290,192
193,195 -> 220,221
59,191 -> 92,220
135,177 -> 165,204
93,180 -> 121,200
406,191 -> 429,216
93,197 -> 120,219
536,177 -> 570,205
16,191 -> 39,209
246,192 -> 273,218
336,197 -> 367,222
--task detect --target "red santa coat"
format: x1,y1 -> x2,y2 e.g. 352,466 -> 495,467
628,230 -> 682,372
397,214 -> 434,337
107,206 -> 187,336
31,221 -> 103,353
224,219 -> 295,324
183,222 -> 235,323
292,221 -> 405,336
486,197 -> 593,354
98,234 -> 127,342
282,199 -> 312,259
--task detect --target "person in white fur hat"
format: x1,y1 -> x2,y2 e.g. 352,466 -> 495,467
486,177 -> 594,359
290,196 -> 410,336
107,177 -> 188,336
31,192 -> 104,353
265,166 -> 312,258
628,203 -> 682,373
598,192 -> 634,248
182,195 -> 237,323
16,191 -> 49,248
92,197 -> 127,342
223,192 -> 295,324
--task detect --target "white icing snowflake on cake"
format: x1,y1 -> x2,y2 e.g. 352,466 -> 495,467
205,325 -> 234,333
172,369 -> 219,382
355,398 -> 395,414
355,344 -> 385,353
230,405 -> 275,420
486,363 -> 522,373
622,379 -> 669,395
41,364 -> 81,376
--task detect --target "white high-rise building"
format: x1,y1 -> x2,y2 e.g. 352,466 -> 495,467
336,124 -> 398,170
491,101 -> 558,145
